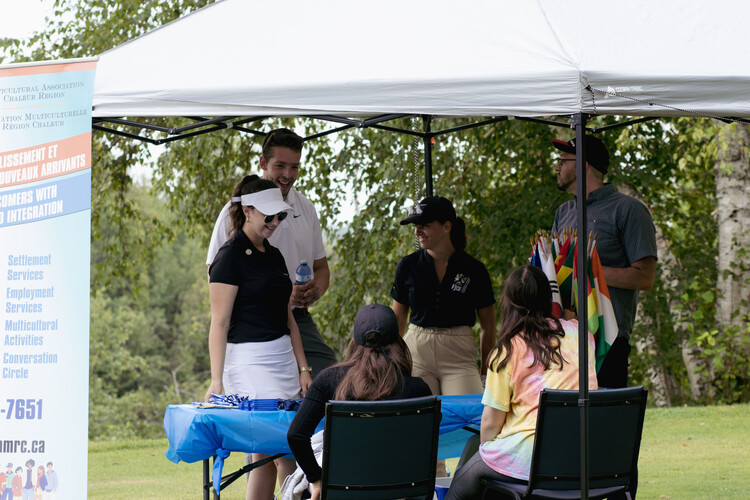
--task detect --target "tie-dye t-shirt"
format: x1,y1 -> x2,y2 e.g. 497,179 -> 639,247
479,319 -> 598,480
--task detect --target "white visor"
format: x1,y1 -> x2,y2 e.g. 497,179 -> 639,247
240,189 -> 293,215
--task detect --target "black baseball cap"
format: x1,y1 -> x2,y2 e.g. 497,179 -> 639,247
552,135 -> 610,174
400,196 -> 457,225
352,304 -> 399,348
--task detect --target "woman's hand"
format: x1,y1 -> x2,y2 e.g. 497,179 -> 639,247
562,308 -> 577,321
204,380 -> 223,403
299,371 -> 313,396
309,480 -> 321,500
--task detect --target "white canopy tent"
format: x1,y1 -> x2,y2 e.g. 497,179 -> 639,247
93,0 -> 750,119
91,0 -> 750,496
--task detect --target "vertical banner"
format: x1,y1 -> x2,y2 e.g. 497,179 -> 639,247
0,59 -> 96,499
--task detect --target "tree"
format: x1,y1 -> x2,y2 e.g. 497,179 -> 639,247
88,183 -> 211,439
6,1 -> 748,414
710,123 -> 750,401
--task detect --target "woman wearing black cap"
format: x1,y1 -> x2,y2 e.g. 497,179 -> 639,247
286,304 -> 432,500
391,196 -> 496,397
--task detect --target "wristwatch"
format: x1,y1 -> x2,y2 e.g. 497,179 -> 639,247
299,366 -> 313,373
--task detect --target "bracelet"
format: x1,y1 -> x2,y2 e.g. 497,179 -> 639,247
299,366 -> 313,373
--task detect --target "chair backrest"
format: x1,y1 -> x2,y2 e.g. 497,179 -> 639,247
320,395 -> 441,500
527,386 -> 648,494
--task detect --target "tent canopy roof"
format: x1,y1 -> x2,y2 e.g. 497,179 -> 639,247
93,0 -> 750,120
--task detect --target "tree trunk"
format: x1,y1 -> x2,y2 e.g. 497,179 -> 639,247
618,183 -> 678,405
713,124 -> 750,401
633,312 -> 673,407
649,205 -> 710,402
715,123 -> 750,338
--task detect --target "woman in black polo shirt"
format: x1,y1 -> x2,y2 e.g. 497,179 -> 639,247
205,175 -> 312,500
391,196 -> 496,397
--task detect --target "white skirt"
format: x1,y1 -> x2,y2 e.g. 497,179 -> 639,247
223,335 -> 300,399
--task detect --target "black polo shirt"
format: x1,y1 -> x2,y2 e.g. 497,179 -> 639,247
209,230 -> 292,343
391,249 -> 495,328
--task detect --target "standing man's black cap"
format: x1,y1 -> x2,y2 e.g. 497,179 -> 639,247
552,135 -> 610,174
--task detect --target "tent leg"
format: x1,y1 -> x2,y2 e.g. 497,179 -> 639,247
423,115 -> 433,196
573,112 -> 590,499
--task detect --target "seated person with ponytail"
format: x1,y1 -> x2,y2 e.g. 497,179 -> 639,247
287,304 -> 432,500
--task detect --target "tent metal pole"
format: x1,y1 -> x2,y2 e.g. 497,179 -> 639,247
590,116 -> 656,133
515,116 -> 577,129
573,112 -> 590,499
423,115 -> 433,196
369,123 -> 423,138
304,124 -> 356,141
92,124 -> 161,145
431,116 -> 509,137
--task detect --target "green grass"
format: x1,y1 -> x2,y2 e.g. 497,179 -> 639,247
88,439 -> 248,499
88,404 -> 750,499
638,404 -> 750,499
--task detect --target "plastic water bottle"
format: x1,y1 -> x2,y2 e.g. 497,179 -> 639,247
295,260 -> 313,285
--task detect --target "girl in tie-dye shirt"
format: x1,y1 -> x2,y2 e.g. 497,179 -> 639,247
446,266 -> 597,500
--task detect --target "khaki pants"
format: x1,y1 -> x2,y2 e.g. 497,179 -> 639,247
404,324 -> 483,396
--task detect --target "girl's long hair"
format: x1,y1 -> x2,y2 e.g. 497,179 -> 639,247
334,334 -> 413,401
490,265 -> 566,372
227,174 -> 277,236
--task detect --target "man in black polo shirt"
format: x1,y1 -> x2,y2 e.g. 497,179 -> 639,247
551,135 -> 658,389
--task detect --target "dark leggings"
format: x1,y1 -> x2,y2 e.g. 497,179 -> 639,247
445,452 -> 526,500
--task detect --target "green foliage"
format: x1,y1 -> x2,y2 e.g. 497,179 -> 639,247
313,118 -> 567,343
616,118 -> 725,402
89,294 -> 149,396
695,320 -> 750,403
7,0 -> 749,434
88,184 -> 210,439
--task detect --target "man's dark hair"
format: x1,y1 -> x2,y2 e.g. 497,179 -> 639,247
261,127 -> 303,158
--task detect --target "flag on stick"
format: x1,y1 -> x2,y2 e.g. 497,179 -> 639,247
556,235 -> 575,310
590,244 -> 618,371
530,228 -> 617,372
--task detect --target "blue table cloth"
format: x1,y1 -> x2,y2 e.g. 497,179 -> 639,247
164,394 -> 482,493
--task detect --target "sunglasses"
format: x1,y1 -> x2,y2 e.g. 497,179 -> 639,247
261,211 -> 289,223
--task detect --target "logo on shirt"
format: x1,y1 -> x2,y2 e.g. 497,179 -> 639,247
451,274 -> 471,294
293,214 -> 302,218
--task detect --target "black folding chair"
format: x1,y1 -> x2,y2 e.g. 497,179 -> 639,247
320,395 -> 441,500
482,386 -> 648,500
